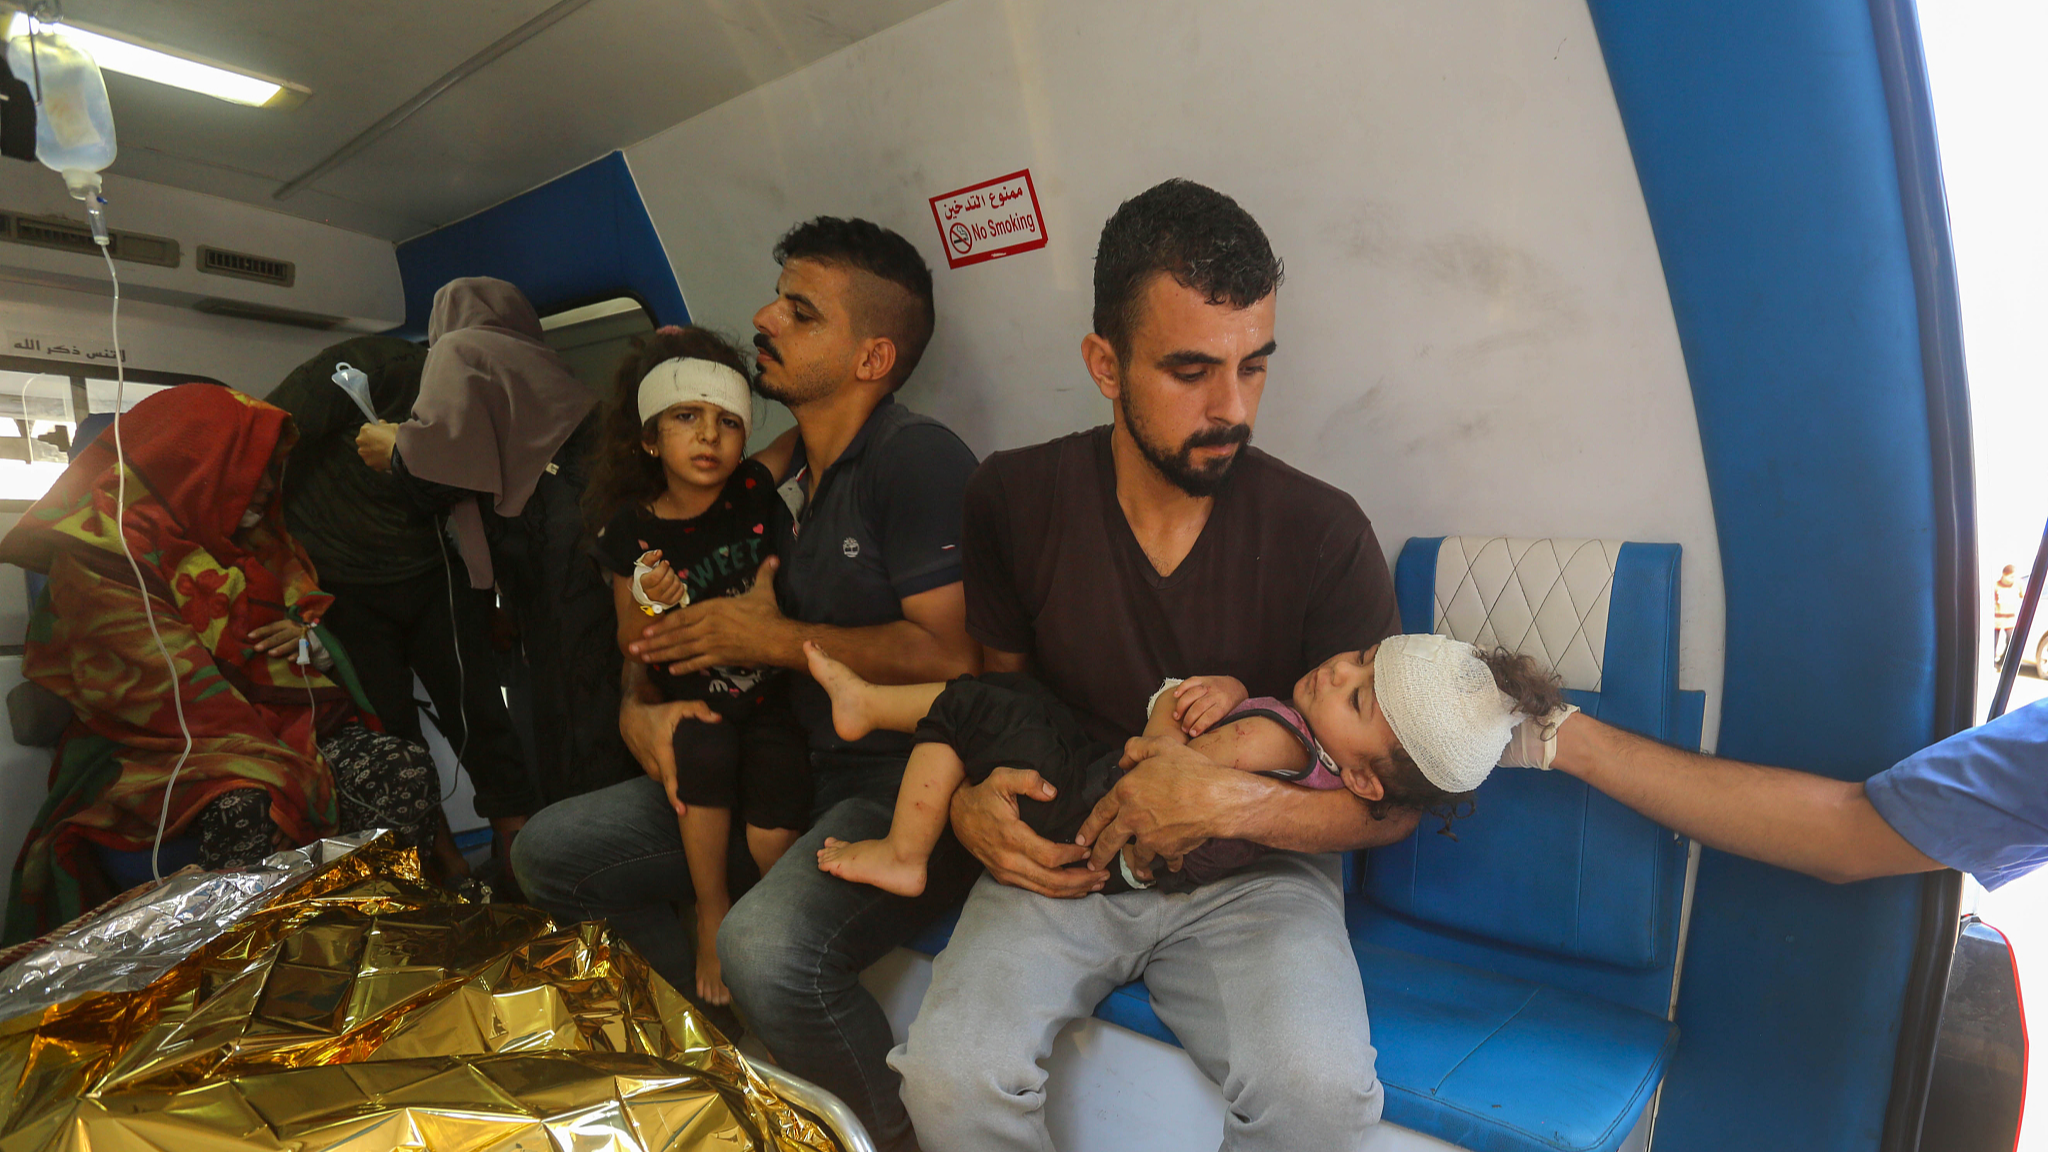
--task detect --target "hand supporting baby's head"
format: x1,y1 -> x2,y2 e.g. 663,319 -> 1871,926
1352,635 -> 1565,836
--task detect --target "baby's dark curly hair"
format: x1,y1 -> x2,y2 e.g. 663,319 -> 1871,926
1365,646 -> 1566,837
582,325 -> 752,533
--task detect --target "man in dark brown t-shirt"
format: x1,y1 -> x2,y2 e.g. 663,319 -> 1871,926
890,180 -> 1409,1149
962,425 -> 1397,749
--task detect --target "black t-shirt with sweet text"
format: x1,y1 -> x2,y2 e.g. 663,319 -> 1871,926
595,458 -> 789,710
962,426 -> 1399,748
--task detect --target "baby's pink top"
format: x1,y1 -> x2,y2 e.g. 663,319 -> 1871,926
1224,697 -> 1345,789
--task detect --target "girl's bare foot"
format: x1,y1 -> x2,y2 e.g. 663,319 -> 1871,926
694,905 -> 732,1005
804,640 -> 877,742
816,835 -> 928,897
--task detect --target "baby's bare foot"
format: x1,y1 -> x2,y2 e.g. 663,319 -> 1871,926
694,907 -> 732,1005
816,835 -> 928,898
805,641 -> 877,742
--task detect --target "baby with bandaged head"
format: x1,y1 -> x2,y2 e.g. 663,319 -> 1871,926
805,633 -> 1565,896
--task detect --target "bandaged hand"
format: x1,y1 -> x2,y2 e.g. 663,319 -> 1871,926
631,549 -> 689,615
1498,703 -> 1581,770
1172,675 -> 1248,737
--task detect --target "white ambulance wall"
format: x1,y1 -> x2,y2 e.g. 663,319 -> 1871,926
0,279 -> 348,400
0,164 -> 404,331
628,0 -> 1727,744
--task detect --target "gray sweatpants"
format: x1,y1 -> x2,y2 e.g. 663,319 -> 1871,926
889,852 -> 1384,1151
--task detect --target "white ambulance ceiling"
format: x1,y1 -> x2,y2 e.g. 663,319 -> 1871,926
31,0 -> 950,241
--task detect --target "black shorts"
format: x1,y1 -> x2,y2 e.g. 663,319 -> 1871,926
913,673 -> 1120,846
914,673 -> 1276,893
670,688 -> 813,831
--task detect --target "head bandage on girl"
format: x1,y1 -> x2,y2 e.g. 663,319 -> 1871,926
637,357 -> 754,439
1373,633 -> 1518,793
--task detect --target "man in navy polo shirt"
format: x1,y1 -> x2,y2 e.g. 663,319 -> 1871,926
513,217 -> 981,1152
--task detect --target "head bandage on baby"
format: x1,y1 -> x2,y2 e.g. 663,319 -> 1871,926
637,357 -> 753,439
1373,634 -> 1518,793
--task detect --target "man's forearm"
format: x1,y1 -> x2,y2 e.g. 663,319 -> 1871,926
621,658 -> 662,705
1551,714 -> 1940,884
783,618 -> 980,685
1220,774 -> 1420,853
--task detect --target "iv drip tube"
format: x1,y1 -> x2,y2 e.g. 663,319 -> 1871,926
93,243 -> 196,883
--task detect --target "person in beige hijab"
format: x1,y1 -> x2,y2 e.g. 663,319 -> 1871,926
358,277 -> 605,877
359,277 -> 596,587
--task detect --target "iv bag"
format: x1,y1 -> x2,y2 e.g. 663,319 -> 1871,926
331,363 -> 380,424
4,27 -> 116,199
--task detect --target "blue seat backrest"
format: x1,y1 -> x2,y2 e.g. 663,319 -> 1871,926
1363,538 -> 1699,987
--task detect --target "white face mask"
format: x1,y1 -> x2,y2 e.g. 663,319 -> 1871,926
239,507 -> 263,529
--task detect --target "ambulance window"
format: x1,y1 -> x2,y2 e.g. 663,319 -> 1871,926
0,370 -> 77,503
82,377 -> 176,414
540,297 -> 655,399
0,359 -> 224,509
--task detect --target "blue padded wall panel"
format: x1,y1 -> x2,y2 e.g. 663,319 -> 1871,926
1365,769 -> 1670,971
1396,536 -> 1442,633
1597,544 -> 1681,741
1347,890 -> 1679,1025
392,152 -> 689,338
1583,1 -> 1940,1147
1368,540 -> 1686,979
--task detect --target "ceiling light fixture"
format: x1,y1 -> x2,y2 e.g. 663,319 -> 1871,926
5,12 -> 306,108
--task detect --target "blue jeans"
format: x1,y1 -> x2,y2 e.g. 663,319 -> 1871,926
512,755 -> 979,1152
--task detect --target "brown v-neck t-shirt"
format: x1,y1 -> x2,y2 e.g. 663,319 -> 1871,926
962,425 -> 1400,747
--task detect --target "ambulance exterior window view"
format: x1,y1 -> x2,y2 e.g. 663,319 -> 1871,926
0,3 -> 2031,1152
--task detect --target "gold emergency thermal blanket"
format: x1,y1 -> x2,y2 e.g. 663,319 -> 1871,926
0,833 -> 836,1152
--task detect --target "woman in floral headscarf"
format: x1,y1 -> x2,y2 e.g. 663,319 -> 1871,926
0,383 -> 440,944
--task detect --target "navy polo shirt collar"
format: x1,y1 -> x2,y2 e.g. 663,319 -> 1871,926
784,395 -> 898,496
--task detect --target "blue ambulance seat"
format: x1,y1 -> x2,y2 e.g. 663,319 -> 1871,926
100,835 -> 203,890
906,536 -> 1701,1152
1358,537 -> 1701,1151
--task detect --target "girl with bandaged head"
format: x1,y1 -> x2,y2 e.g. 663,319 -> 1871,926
584,325 -> 807,1008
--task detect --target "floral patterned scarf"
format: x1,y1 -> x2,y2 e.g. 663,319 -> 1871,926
0,385 -> 363,942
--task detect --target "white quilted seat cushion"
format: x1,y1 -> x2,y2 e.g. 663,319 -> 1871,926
1431,537 -> 1622,693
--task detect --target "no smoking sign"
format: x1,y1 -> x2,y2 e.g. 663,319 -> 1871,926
929,169 -> 1048,269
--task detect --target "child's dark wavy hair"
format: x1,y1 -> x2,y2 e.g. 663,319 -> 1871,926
1364,646 -> 1567,837
582,325 -> 752,533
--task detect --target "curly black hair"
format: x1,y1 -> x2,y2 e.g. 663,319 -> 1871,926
774,216 -> 936,388
1092,179 -> 1284,361
582,325 -> 752,533
1364,646 -> 1567,838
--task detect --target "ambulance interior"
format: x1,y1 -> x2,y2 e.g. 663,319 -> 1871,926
0,2 -> 2017,1151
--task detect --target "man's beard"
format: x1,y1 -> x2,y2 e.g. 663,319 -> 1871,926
750,334 -> 835,406
1118,387 -> 1251,498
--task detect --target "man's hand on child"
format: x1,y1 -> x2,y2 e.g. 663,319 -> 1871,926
949,767 -> 1104,898
618,695 -> 722,815
1083,739 -> 1245,870
626,557 -> 791,672
1172,675 -> 1248,736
